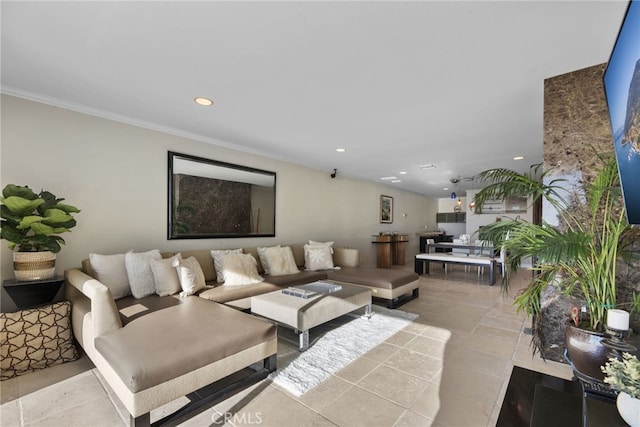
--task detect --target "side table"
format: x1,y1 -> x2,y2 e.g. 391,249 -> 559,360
2,276 -> 65,310
372,234 -> 409,268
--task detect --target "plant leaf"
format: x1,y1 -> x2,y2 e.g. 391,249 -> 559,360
2,184 -> 37,200
0,196 -> 44,217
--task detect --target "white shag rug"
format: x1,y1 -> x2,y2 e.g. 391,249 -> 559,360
270,305 -> 418,396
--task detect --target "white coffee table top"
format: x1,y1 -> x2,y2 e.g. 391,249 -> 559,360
251,282 -> 372,339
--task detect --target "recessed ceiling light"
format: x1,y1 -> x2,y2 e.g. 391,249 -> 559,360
443,187 -> 449,191
391,180 -> 402,183
513,156 -> 525,160
399,171 -> 407,175
336,148 -> 346,153
194,97 -> 214,106
380,176 -> 397,180
419,164 -> 436,169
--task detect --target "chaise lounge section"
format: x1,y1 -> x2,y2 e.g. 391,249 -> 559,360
65,268 -> 277,427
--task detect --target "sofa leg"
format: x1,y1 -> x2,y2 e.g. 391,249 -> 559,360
385,288 -> 420,309
264,354 -> 277,373
149,355 -> 276,426
130,413 -> 150,427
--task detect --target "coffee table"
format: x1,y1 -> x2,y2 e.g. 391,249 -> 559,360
250,282 -> 372,351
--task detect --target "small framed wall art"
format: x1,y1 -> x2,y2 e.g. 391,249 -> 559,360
380,195 -> 393,223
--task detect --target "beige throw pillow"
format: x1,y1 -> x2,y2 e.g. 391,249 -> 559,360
220,253 -> 264,286
259,246 -> 299,276
309,240 -> 335,247
173,256 -> 206,296
89,253 -> 130,299
151,253 -> 182,296
257,245 -> 279,275
304,244 -> 335,271
211,248 -> 243,283
1,302 -> 78,380
125,249 -> 162,298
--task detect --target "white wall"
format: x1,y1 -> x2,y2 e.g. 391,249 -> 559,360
1,95 -> 438,288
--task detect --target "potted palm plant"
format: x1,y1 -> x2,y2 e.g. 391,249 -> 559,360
1,184 -> 81,281
473,153 -> 640,380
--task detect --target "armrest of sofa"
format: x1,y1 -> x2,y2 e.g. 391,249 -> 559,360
334,248 -> 359,267
65,268 -> 122,337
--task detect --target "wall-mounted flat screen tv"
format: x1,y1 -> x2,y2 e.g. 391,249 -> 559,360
603,0 -> 640,225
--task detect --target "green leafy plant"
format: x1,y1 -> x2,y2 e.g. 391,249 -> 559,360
602,352 -> 640,399
473,154 -> 640,338
0,184 -> 81,253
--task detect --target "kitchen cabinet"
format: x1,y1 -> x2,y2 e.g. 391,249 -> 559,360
436,212 -> 466,223
475,196 -> 528,214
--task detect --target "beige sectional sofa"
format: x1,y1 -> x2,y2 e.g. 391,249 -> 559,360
189,244 -> 419,309
64,243 -> 418,426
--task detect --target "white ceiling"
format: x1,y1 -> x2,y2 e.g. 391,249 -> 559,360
1,1 -> 630,198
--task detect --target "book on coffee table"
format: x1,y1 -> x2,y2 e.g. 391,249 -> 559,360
282,281 -> 342,299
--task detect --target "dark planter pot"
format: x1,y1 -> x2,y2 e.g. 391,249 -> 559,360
564,324 -> 609,382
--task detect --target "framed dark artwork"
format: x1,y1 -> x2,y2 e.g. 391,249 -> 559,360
380,195 -> 393,223
168,151 -> 276,239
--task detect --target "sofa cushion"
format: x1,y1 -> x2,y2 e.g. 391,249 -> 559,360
211,248 -> 243,283
199,282 -> 283,304
309,240 -> 334,247
96,296 -> 276,393
242,247 -> 263,273
125,250 -> 162,299
304,244 -> 334,271
89,253 -> 130,299
151,254 -> 182,296
290,244 -> 305,268
220,252 -> 264,286
174,256 -> 206,296
178,250 -> 216,282
263,270 -> 328,287
256,245 -> 279,275
326,266 -> 419,290
258,246 -> 299,276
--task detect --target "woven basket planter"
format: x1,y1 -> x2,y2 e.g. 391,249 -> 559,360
13,251 -> 56,281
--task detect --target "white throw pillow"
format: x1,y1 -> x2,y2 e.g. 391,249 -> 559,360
220,253 -> 264,286
125,250 -> 162,299
309,240 -> 334,247
257,245 -> 280,275
260,246 -> 299,276
174,256 -> 206,296
151,254 -> 182,296
211,248 -> 243,283
89,253 -> 130,299
304,244 -> 335,271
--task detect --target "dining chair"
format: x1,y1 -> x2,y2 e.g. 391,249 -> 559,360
474,240 -> 494,277
497,245 -> 506,276
451,238 -> 470,272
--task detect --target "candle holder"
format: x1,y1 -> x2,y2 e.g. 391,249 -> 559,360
602,327 -> 637,360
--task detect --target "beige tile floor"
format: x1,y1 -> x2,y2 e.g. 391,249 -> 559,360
0,267 -> 574,427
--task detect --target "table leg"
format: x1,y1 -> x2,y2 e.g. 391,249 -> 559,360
414,259 -> 430,275
489,261 -> 495,285
299,330 -> 309,352
364,303 -> 372,319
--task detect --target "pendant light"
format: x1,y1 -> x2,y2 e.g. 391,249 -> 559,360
469,177 -> 477,211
